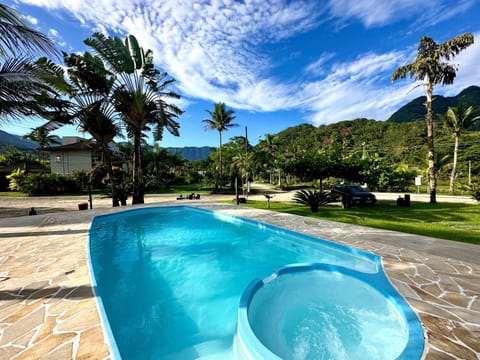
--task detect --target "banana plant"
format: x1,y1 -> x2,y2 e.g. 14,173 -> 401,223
85,33 -> 183,204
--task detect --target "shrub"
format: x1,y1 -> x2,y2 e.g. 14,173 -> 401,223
470,182 -> 480,202
6,168 -> 26,191
7,170 -> 82,195
293,189 -> 331,212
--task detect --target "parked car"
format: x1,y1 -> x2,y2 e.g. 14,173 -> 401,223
331,184 -> 376,208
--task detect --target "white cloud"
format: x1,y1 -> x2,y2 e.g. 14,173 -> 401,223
326,0 -> 476,28
24,15 -> 38,26
16,0 -> 480,128
299,33 -> 480,125
304,52 -> 336,77
436,32 -> 480,96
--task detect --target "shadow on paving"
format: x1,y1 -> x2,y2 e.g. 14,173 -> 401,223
0,228 -> 88,238
0,284 -> 94,301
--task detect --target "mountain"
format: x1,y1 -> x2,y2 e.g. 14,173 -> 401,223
388,85 -> 480,123
0,130 -> 38,151
167,146 -> 215,161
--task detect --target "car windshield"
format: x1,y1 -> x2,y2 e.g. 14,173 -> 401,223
348,185 -> 365,192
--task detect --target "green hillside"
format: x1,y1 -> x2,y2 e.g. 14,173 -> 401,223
264,117 -> 480,177
388,85 -> 480,123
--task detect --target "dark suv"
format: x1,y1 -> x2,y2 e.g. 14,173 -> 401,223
331,184 -> 376,208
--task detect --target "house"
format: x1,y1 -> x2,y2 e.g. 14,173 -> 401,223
41,137 -> 98,175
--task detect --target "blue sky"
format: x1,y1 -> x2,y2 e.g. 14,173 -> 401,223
3,0 -> 480,148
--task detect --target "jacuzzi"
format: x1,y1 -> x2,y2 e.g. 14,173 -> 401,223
234,263 -> 424,360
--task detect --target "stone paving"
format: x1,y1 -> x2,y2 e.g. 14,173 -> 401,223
0,201 -> 479,359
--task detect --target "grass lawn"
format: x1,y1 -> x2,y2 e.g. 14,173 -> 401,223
239,200 -> 480,245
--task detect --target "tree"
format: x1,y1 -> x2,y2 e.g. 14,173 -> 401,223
202,102 -> 237,177
23,127 -> 60,147
85,33 -> 183,204
35,53 -> 122,206
0,4 -> 58,121
391,33 -> 474,204
443,103 -> 480,193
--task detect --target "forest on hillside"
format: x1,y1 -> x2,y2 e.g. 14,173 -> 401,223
244,117 -> 480,191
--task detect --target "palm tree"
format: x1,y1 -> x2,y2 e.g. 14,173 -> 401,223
0,4 -> 56,58
202,102 -> 237,176
85,33 -> 183,204
443,103 -> 480,193
0,4 -> 58,121
391,33 -> 474,204
257,133 -> 279,183
23,127 -> 60,147
35,54 -> 122,206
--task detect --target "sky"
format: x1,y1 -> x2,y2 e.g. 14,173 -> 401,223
2,0 -> 480,148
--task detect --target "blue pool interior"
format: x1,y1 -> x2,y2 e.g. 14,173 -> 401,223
235,264 -> 424,360
88,206 -> 424,359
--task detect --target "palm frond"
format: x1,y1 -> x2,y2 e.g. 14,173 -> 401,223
0,4 -> 58,59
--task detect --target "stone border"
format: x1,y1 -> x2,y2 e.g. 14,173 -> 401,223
1,202 -> 479,359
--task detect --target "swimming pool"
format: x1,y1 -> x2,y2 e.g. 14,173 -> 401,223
88,206 -> 423,359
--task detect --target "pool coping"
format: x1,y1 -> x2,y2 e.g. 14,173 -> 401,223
1,201 -> 479,359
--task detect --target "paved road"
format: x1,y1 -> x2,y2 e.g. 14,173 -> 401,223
249,182 -> 478,204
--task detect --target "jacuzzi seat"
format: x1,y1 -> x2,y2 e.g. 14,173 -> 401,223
234,263 -> 424,360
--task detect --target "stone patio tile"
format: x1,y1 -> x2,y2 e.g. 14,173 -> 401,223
471,298 -> 480,312
410,285 -> 453,306
57,304 -> 101,332
422,314 -> 479,360
452,324 -> 480,353
13,333 -> 76,360
0,345 -> 23,359
76,326 -> 110,360
390,279 -> 421,300
414,263 -> 439,281
441,292 -> 474,308
424,348 -> 457,359
1,306 -> 45,344
2,300 -> 43,323
421,283 -> 444,297
11,328 -> 36,348
42,341 -> 74,360
33,315 -> 57,344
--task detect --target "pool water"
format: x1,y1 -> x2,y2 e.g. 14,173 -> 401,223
238,264 -> 418,360
89,206 -> 420,359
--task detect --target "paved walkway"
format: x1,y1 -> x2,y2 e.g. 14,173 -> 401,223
0,199 -> 479,359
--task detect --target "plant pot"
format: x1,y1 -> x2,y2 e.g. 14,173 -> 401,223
78,202 -> 88,211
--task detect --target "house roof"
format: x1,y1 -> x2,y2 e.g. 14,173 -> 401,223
40,140 -> 93,152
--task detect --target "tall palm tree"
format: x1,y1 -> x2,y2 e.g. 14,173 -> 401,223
391,33 -> 474,204
202,102 -> 237,176
0,4 -> 58,121
85,33 -> 183,204
444,103 -> 480,193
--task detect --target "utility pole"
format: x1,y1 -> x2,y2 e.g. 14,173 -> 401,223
469,160 -> 472,185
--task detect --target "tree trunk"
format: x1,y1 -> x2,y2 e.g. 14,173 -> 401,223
132,131 -> 144,204
425,80 -> 437,204
103,144 -> 119,207
449,133 -> 459,193
218,130 -> 223,177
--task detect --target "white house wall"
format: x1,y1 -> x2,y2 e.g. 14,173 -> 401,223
50,151 -> 92,174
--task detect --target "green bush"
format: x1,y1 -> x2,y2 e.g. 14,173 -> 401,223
6,168 -> 26,192
470,182 -> 480,202
6,169 -> 83,195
